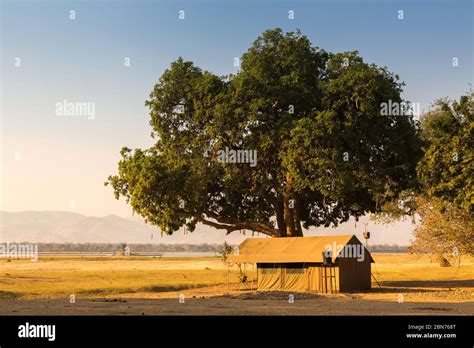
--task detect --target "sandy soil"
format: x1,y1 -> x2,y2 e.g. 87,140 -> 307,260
1,254 -> 472,315
2,283 -> 473,315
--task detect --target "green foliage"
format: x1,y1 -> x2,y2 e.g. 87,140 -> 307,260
220,242 -> 234,262
118,243 -> 127,253
410,197 -> 473,259
106,28 -> 421,237
32,243 -> 223,253
417,93 -> 473,213
409,93 -> 474,261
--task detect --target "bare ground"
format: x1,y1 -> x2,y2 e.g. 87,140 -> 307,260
2,283 -> 473,315
1,254 -> 472,315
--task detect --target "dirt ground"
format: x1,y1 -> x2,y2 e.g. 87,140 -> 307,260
0,254 -> 473,315
2,284 -> 473,315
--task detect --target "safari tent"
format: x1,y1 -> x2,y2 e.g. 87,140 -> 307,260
227,235 -> 374,293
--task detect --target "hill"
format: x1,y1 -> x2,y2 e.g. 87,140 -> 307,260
0,211 -> 414,245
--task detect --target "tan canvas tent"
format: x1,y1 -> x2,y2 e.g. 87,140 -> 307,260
227,235 -> 374,292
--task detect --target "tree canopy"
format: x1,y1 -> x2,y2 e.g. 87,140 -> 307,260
417,93 -> 473,213
106,28 -> 421,237
410,93 -> 473,260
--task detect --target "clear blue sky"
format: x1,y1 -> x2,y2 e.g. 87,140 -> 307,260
1,0 -> 473,217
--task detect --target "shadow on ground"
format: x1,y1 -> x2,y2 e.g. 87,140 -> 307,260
0,291 -> 20,299
380,279 -> 474,288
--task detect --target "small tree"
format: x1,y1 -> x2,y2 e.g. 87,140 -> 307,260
117,243 -> 127,255
372,94 -> 473,265
411,93 -> 474,265
417,93 -> 473,213
410,198 -> 473,266
220,242 -> 234,262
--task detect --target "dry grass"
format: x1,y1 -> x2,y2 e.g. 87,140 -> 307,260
0,253 -> 472,315
0,256 -> 243,299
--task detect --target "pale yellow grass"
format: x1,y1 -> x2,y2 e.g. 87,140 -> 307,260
0,254 -> 472,311
0,256 -> 241,300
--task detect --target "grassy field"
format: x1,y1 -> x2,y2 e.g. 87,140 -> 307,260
0,253 -> 472,315
0,256 -> 239,299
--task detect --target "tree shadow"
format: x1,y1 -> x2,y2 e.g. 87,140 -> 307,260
0,290 -> 20,300
223,291 -> 323,300
367,287 -> 442,294
140,283 -> 214,293
380,279 -> 474,289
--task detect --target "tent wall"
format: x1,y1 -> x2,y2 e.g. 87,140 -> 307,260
257,264 -> 282,290
257,263 -> 308,291
307,265 -> 340,292
338,251 -> 372,291
257,263 -> 341,292
281,264 -> 307,291
307,265 -> 320,291
253,239 -> 373,292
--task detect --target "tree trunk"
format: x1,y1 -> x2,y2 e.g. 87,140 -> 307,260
283,172 -> 298,237
292,196 -> 303,237
283,194 -> 296,236
275,201 -> 287,237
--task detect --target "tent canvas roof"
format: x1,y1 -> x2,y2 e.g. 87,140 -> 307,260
227,234 -> 374,263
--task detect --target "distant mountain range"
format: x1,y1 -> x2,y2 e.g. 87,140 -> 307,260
0,211 -> 414,245
0,211 -> 256,244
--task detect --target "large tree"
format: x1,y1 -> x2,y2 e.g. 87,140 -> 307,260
417,93 -> 473,213
106,28 -> 421,237
411,93 -> 474,261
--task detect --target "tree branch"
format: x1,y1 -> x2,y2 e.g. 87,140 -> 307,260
196,213 -> 278,237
